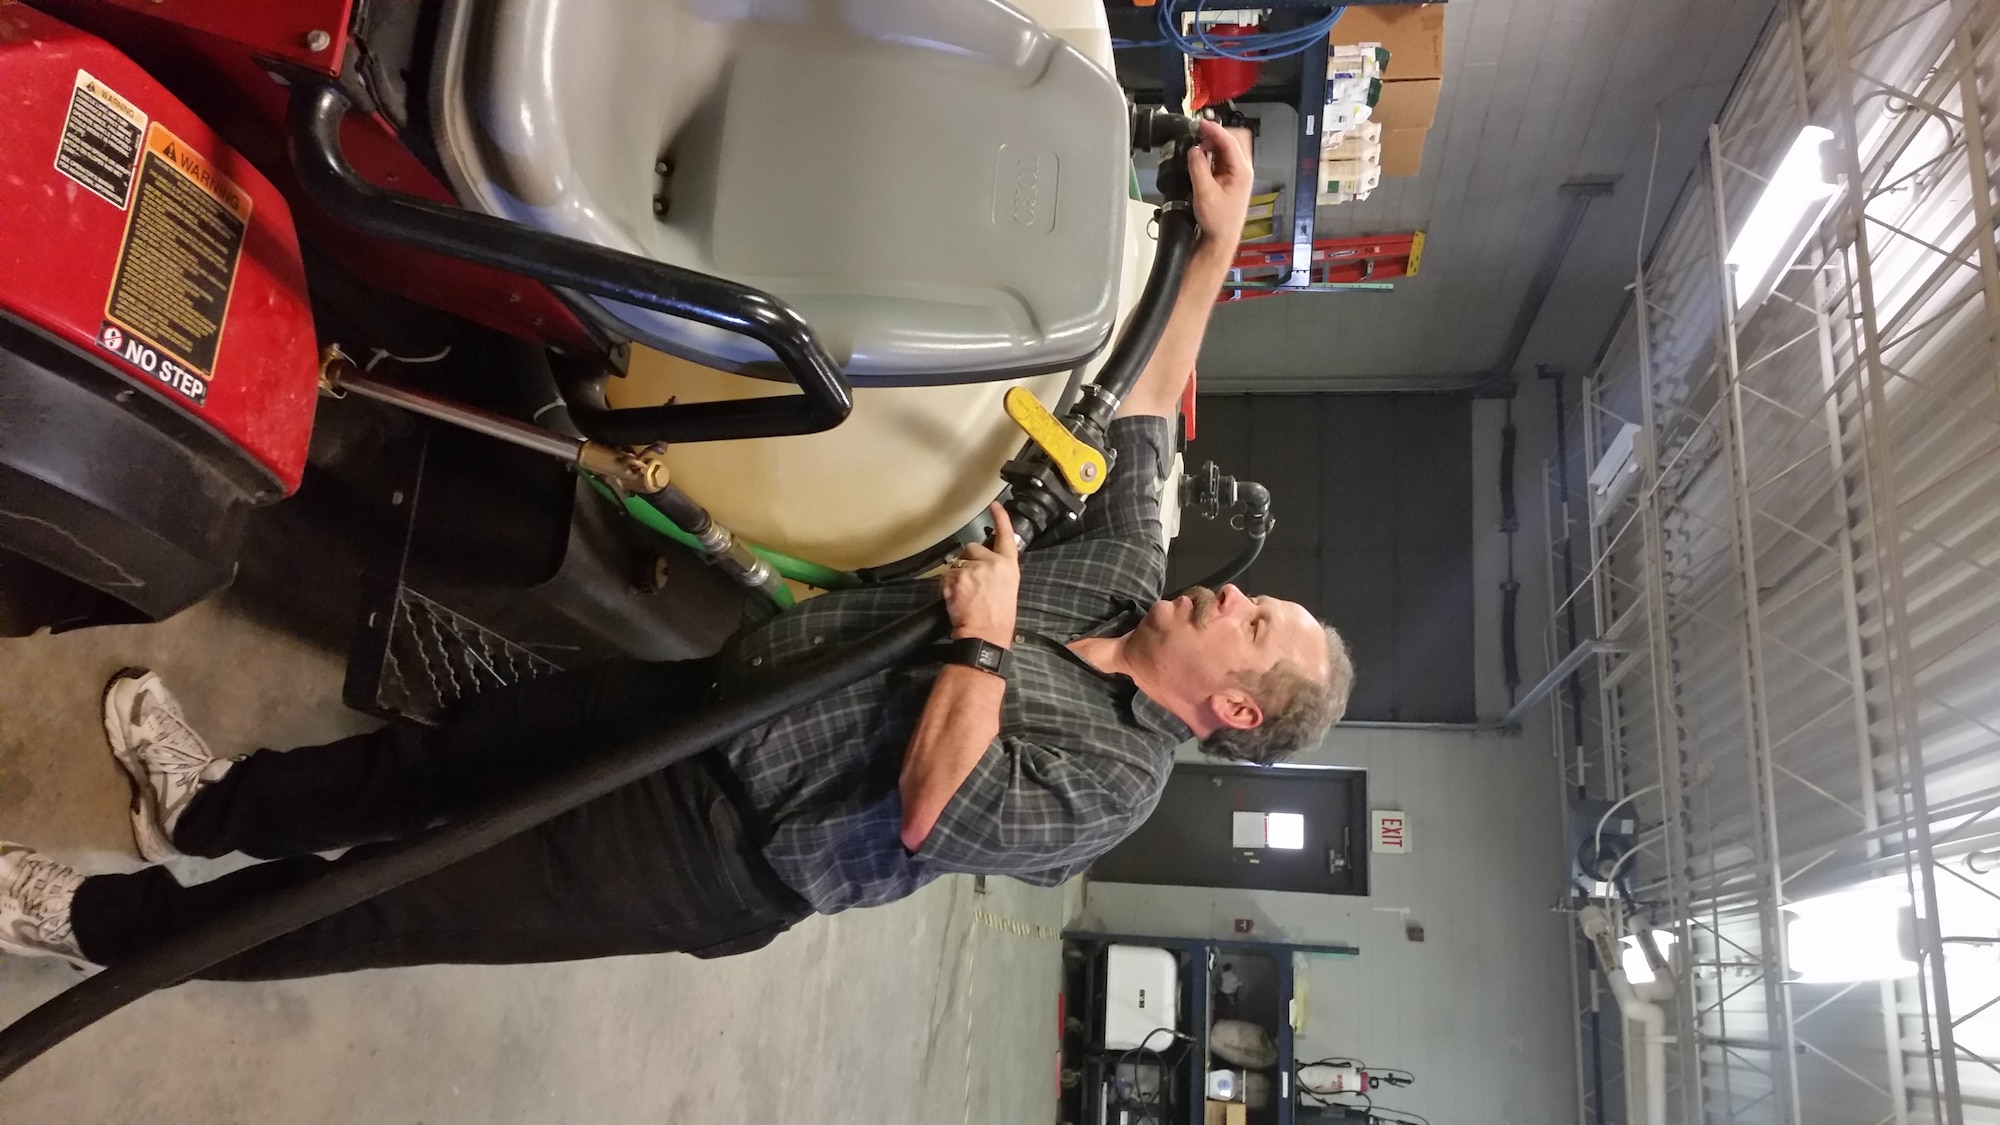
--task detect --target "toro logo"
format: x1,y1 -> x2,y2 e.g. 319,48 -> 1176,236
99,321 -> 208,406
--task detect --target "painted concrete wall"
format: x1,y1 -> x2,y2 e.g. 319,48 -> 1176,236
1078,385 -> 1578,1125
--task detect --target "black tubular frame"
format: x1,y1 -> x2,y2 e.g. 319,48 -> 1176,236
288,82 -> 853,446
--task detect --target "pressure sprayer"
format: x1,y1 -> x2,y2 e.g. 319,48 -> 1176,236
0,99 -> 1218,1081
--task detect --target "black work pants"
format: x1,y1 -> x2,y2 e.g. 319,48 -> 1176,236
69,658 -> 811,980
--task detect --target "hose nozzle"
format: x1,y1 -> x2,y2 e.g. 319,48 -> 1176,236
1131,106 -> 1201,204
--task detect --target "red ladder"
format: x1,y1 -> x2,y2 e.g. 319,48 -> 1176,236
1219,231 -> 1424,301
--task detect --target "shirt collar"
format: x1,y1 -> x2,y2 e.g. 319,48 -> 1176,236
1041,625 -> 1194,743
1129,690 -> 1194,741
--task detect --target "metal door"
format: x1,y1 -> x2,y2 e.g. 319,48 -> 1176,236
1091,764 -> 1368,894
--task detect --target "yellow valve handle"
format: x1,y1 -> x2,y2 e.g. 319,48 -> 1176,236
1004,386 -> 1109,497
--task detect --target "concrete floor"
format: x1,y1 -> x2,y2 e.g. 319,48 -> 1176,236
0,596 -> 1071,1124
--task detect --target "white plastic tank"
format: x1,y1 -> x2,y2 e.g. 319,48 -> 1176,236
598,6 -> 1159,571
607,193 -> 1161,571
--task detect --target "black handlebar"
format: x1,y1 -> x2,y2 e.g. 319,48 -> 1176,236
286,83 -> 853,446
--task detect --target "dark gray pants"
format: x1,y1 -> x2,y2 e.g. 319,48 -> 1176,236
70,659 -> 810,980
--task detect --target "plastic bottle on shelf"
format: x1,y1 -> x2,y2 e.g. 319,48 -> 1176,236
1322,100 -> 1372,135
1324,120 -> 1383,156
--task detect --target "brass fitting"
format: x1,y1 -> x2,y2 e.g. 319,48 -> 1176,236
318,345 -> 355,396
576,443 -> 670,494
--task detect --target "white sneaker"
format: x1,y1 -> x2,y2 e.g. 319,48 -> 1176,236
0,843 -> 88,966
103,669 -> 236,863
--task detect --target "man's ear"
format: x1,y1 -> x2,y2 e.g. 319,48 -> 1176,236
1204,687 -> 1264,732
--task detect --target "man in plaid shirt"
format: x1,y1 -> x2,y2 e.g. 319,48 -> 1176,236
0,124 -> 1353,975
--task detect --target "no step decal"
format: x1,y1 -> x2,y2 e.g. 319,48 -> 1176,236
99,122 -> 252,407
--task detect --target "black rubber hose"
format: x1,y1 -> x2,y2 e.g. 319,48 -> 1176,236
287,82 -> 853,446
1191,531 -> 1266,592
638,482 -> 715,537
1003,206 -> 1198,547
0,605 -> 948,1082
1079,207 -> 1198,429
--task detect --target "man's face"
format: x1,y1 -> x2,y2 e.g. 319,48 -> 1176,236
1136,585 -> 1328,714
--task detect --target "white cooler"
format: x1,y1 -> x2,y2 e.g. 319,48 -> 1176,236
1101,944 -> 1179,1050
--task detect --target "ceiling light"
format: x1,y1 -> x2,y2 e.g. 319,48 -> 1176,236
1725,125 -> 1840,312
1785,878 -> 1918,983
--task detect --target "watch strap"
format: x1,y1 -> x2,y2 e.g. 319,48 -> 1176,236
942,636 -> 1013,680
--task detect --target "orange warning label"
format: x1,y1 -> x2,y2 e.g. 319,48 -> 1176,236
102,123 -> 253,403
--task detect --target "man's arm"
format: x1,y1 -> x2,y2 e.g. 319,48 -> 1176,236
900,504 -> 1020,852
901,128 -> 1253,846
1116,119 -> 1256,421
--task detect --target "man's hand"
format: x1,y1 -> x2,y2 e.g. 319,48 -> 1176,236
1114,121 -> 1257,421
941,503 -> 1020,647
1188,119 -> 1254,255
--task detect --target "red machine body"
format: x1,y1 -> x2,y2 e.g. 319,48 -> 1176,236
0,2 -> 317,490
0,1 -> 615,629
26,0 -> 598,356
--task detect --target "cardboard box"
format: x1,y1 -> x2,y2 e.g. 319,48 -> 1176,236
1331,3 -> 1445,81
1381,127 -> 1429,177
1205,1101 -> 1249,1125
1372,78 -> 1441,131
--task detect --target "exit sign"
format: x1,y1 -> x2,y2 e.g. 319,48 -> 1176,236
1372,810 -> 1409,853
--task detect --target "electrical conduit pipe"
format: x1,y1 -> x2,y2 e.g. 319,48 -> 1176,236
1578,906 -> 1671,1125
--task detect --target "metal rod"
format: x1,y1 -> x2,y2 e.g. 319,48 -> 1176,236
1629,251 -> 1704,1125
320,355 -> 664,495
1808,234 -> 1915,1125
325,358 -> 583,463
1828,0 -> 1967,1117
1954,20 -> 2000,443
1289,32 -> 1329,288
1696,138 -> 1808,1104
1499,640 -> 1604,729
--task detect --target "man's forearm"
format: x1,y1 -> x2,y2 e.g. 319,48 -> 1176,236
1116,240 -> 1235,420
898,666 -> 1006,853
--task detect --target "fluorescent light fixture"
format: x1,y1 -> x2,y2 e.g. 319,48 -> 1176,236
1726,125 -> 1840,311
1619,929 -> 1678,985
1785,878 -> 1918,983
1266,812 -> 1306,850
1588,422 -> 1643,526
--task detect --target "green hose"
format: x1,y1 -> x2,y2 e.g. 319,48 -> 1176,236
584,477 -> 858,600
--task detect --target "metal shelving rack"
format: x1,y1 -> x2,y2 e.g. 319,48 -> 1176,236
1064,930 -> 1360,1125
1541,2 -> 2000,1123
1131,0 -> 1438,294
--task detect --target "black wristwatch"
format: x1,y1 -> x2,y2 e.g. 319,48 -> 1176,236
942,636 -> 1013,680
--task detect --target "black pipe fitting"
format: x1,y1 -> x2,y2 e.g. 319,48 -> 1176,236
1183,462 -> 1273,591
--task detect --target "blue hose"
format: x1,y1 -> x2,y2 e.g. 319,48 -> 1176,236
1150,0 -> 1346,63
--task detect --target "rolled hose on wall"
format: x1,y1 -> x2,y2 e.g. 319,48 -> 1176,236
0,117 -> 1207,1082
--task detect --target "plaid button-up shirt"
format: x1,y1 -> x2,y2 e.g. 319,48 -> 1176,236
718,416 -> 1191,912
